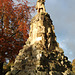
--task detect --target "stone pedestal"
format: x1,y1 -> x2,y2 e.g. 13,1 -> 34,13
6,13 -> 73,75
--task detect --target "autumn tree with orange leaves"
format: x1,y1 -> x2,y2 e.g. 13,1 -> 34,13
0,0 -> 35,74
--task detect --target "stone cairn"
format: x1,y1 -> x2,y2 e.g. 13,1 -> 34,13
6,0 -> 73,75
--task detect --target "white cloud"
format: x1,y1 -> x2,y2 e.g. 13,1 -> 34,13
59,38 -> 75,61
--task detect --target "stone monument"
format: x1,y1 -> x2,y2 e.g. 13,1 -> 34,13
6,0 -> 73,75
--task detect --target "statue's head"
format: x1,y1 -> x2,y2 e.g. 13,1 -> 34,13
36,0 -> 46,13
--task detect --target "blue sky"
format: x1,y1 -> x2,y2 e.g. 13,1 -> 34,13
14,0 -> 75,62
45,0 -> 75,61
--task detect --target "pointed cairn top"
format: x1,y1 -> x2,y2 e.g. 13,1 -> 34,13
36,0 -> 46,13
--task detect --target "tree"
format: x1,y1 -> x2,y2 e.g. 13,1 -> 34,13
0,0 -> 35,74
14,0 -> 35,41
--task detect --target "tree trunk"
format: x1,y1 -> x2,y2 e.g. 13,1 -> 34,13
0,62 -> 4,75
